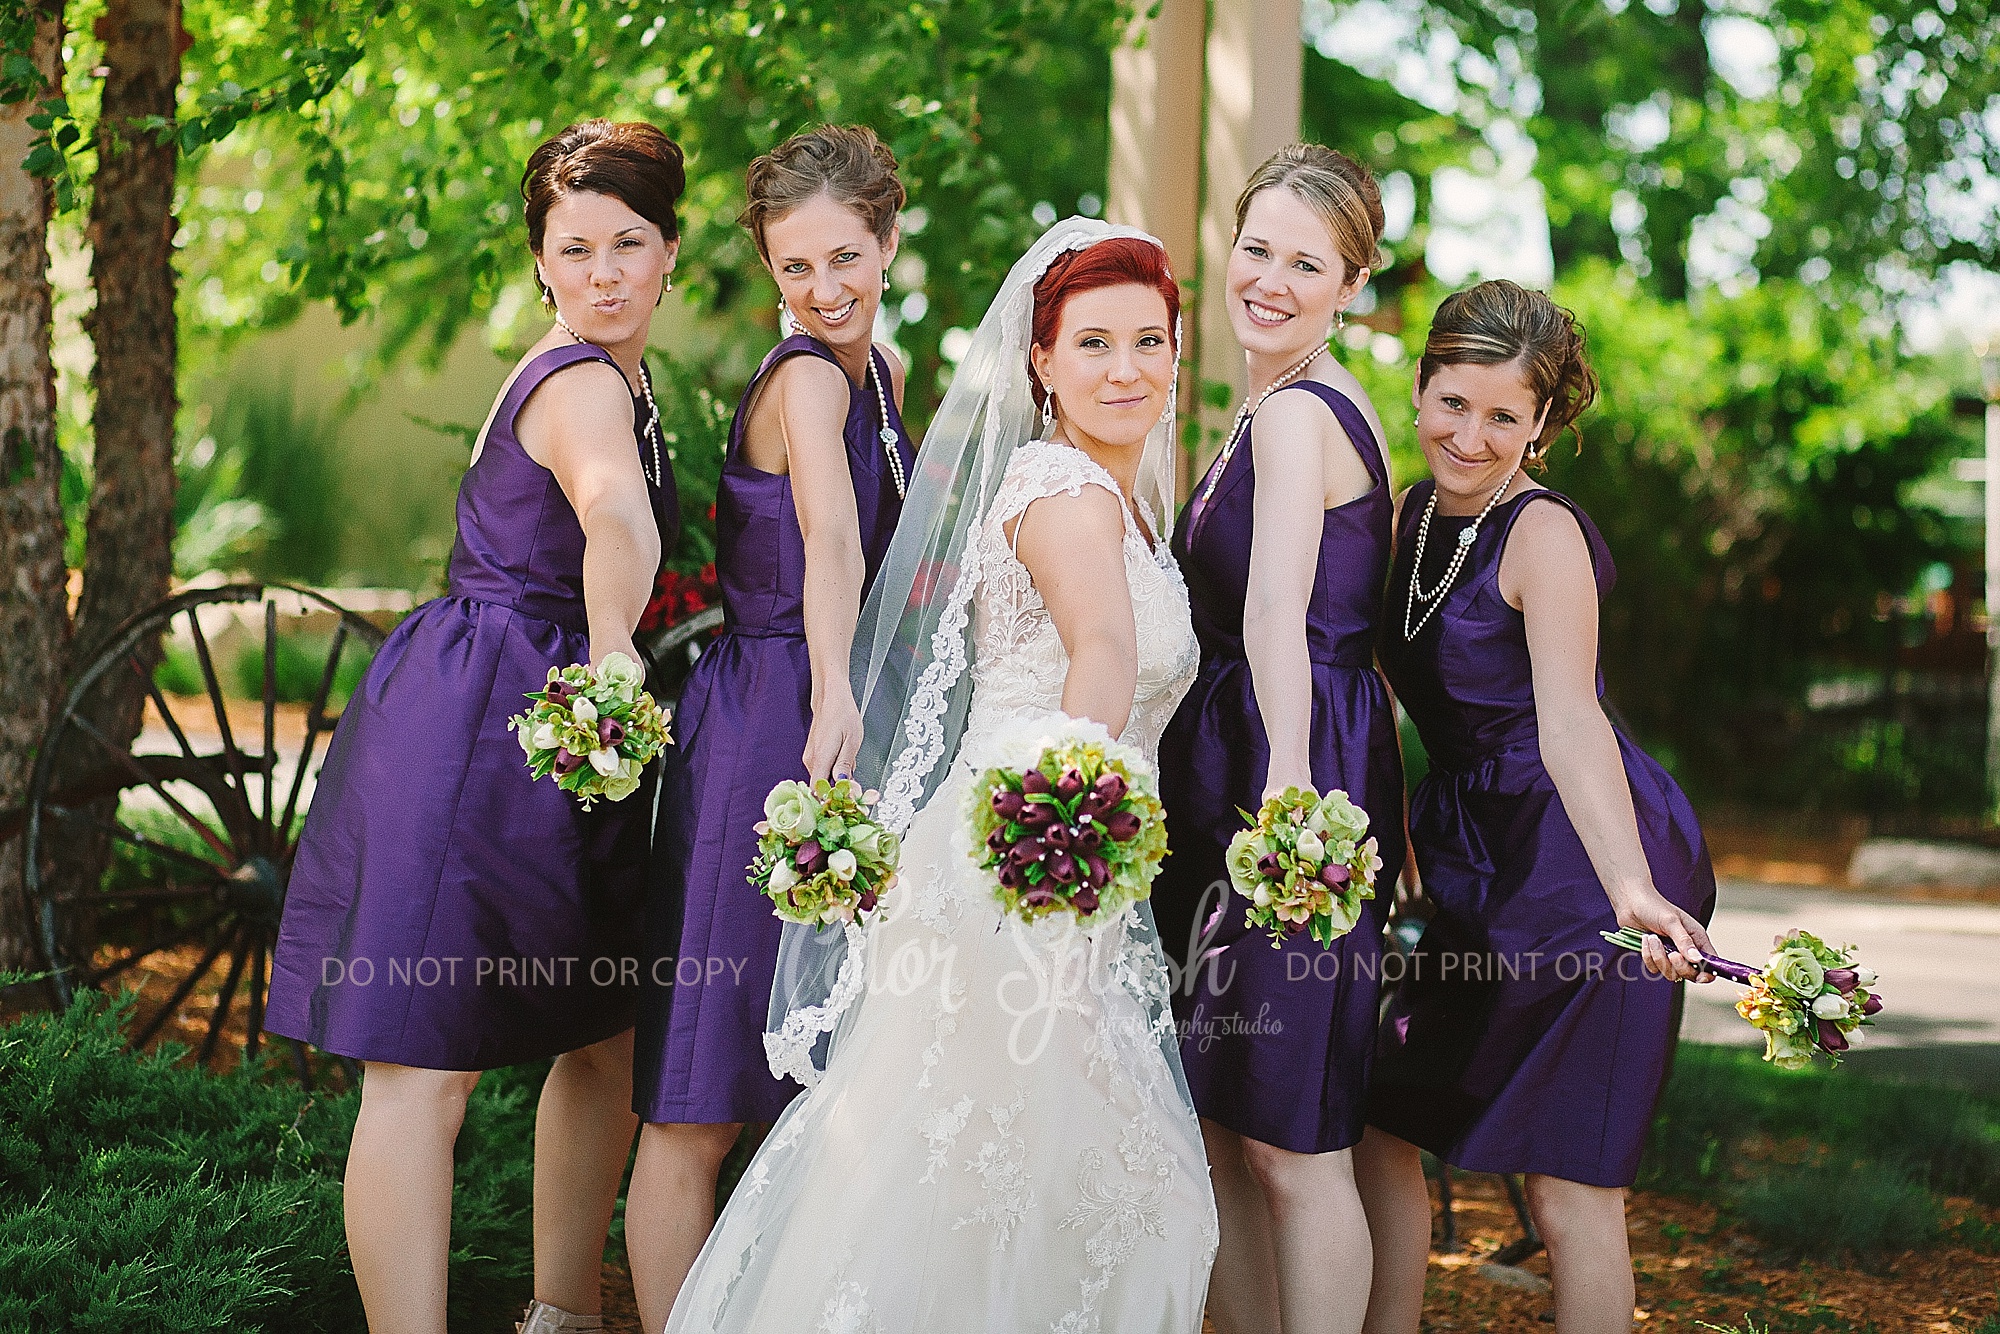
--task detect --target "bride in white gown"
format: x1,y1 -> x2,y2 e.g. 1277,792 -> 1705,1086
665,219 -> 1217,1333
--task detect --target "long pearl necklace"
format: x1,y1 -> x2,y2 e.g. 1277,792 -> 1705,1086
865,353 -> 908,500
553,315 -> 664,488
1402,464 -> 1521,641
1196,346 -> 1326,511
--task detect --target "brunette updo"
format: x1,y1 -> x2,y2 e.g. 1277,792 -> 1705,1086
1417,279 -> 1598,465
1028,236 -> 1181,413
740,124 -> 906,265
1235,143 -> 1385,281
522,120 -> 687,305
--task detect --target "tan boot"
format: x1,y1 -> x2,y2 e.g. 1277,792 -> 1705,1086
515,1299 -> 605,1334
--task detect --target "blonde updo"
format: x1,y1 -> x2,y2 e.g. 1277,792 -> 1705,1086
1233,143 -> 1386,282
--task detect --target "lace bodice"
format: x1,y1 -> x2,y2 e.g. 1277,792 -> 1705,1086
964,440 -> 1198,762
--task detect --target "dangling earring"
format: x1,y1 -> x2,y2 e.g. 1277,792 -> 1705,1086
537,272 -> 553,312
778,299 -> 803,337
1337,308 -> 1346,332
882,272 -> 891,291
1040,387 -> 1055,436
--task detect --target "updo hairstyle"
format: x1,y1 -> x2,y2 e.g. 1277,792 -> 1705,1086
740,124 -> 906,265
1417,279 -> 1598,466
1234,143 -> 1385,282
1028,237 -> 1182,414
522,120 -> 687,307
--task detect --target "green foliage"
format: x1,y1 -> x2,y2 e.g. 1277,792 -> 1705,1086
1643,1043 -> 2000,1264
169,0 -> 1122,422
1734,1158 -> 1941,1262
228,631 -> 372,708
174,378 -> 345,583
649,346 -> 733,573
0,991 -> 551,1329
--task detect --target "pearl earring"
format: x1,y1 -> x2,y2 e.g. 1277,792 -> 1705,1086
882,272 -> 891,291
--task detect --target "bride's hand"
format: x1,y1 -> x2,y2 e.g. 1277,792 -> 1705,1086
804,688 -> 864,783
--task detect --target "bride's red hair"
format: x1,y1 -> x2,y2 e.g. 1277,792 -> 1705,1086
1029,237 -> 1180,412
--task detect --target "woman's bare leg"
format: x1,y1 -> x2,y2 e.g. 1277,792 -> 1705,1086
1524,1173 -> 1635,1334
531,1028 -> 641,1315
345,1062 -> 482,1334
1353,1127 -> 1430,1334
1199,1118 -> 1282,1334
625,1118 -> 744,1333
1241,1135 -> 1373,1334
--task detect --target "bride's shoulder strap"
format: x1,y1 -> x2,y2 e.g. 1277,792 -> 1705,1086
989,440 -> 1122,547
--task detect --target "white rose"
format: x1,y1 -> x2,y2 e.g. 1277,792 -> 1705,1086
602,772 -> 641,802
847,824 -> 882,858
598,652 -> 644,702
517,724 -> 537,757
588,747 -> 621,777
828,848 -> 859,881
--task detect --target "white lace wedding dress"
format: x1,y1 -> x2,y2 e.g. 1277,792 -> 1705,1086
666,440 -> 1218,1333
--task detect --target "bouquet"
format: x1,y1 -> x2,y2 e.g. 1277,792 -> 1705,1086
1602,926 -> 1882,1069
1226,786 -> 1383,948
750,778 -> 900,928
509,653 -> 670,809
965,726 -> 1168,926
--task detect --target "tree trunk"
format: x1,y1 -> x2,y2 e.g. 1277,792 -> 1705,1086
74,0 -> 182,726
0,3 -> 70,974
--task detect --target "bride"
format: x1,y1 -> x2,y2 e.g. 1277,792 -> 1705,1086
665,218 -> 1218,1332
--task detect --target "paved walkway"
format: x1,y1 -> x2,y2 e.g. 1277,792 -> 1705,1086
1684,879 -> 2000,1092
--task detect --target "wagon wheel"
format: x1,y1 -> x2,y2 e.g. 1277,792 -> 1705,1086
21,583 -> 387,1082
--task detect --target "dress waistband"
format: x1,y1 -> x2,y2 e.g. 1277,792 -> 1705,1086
1198,641 -> 1376,672
439,588 -> 589,635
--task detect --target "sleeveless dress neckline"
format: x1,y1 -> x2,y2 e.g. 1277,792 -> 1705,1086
1369,478 -> 1716,1186
266,339 -> 676,1071
634,331 -> 912,1125
1156,376 -> 1408,1154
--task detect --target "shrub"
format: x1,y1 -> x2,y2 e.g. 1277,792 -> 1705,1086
0,992 -> 548,1330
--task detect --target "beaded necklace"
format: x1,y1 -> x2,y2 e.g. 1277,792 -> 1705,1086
553,315 -> 663,488
1195,346 -> 1327,511
1402,464 -> 1520,641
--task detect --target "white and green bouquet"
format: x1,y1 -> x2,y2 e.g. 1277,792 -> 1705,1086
508,652 -> 670,809
1226,786 -> 1383,948
750,778 -> 900,928
1602,926 -> 1882,1069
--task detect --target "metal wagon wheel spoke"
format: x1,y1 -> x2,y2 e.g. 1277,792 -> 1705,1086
24,583 -> 387,1078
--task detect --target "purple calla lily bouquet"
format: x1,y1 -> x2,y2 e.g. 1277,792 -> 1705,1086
509,652 -> 670,809
1602,926 -> 1882,1069
966,725 -> 1168,927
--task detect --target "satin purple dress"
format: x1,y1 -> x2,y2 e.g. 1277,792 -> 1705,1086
1368,482 -> 1716,1187
634,335 -> 911,1124
1154,380 -> 1408,1154
266,343 -> 679,1070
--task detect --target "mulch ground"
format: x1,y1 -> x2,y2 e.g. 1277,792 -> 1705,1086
588,1173 -> 2000,1334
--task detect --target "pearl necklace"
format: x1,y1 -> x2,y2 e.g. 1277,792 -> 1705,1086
1402,464 -> 1521,641
865,354 -> 908,500
553,315 -> 664,488
1196,346 -> 1326,511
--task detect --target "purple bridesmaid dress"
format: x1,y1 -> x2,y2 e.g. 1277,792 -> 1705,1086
633,335 -> 911,1124
265,343 -> 679,1070
1155,380 -> 1409,1154
1368,481 -> 1716,1187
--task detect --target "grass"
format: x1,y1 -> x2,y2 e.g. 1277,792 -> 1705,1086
1643,1042 -> 2000,1264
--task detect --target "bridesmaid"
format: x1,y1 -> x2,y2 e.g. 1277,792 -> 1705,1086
625,124 -> 912,1332
1155,143 -> 1407,1334
1354,280 -> 1717,1334
265,120 -> 684,1334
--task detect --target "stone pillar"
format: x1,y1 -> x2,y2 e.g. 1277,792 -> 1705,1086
1108,0 -> 1303,494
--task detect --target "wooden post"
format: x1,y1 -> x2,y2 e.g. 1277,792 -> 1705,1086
1108,0 -> 1303,495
